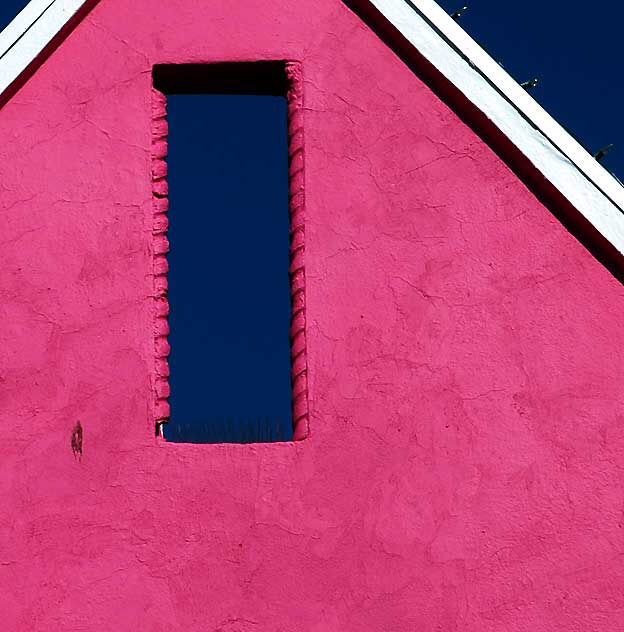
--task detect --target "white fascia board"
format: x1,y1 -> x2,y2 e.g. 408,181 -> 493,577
0,0 -> 87,96
370,0 -> 624,255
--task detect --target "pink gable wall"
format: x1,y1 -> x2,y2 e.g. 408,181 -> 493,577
2,0 -> 624,629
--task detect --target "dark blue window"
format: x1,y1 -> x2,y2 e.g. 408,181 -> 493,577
155,64 -> 293,443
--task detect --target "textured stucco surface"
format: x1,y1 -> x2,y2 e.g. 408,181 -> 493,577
1,0 -> 624,630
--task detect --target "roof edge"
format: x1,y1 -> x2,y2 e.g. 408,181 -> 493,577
1,0 -> 623,257
367,0 -> 624,255
0,0 -> 87,96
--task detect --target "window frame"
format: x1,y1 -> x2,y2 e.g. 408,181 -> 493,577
151,61 -> 309,443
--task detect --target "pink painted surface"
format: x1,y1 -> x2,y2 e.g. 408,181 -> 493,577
1,0 -> 624,629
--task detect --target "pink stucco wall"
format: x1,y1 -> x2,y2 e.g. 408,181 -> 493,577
2,0 -> 624,629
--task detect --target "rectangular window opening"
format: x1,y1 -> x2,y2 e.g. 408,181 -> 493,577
152,62 -> 307,443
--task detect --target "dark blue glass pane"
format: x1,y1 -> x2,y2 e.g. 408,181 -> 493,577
163,94 -> 293,443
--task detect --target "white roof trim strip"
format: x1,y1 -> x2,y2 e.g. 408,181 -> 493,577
370,0 -> 624,254
0,0 -> 86,96
1,0 -> 623,255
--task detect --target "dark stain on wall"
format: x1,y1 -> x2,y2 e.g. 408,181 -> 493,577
71,421 -> 83,460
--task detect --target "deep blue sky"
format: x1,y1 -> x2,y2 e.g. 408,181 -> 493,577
433,0 -> 623,179
2,1 -> 622,442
